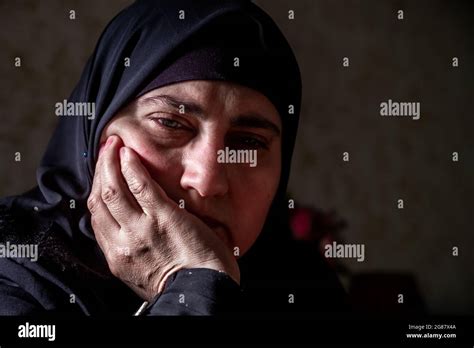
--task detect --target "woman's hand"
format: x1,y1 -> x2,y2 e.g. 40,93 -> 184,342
87,135 -> 240,301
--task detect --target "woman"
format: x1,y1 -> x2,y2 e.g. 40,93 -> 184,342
0,0 -> 346,315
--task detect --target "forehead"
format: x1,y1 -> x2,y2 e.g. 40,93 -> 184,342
138,80 -> 281,125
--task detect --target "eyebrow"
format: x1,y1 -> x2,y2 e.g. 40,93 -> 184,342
140,94 -> 281,136
139,94 -> 205,116
230,114 -> 281,136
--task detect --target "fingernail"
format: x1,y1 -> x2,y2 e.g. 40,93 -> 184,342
120,146 -> 127,159
106,136 -> 114,147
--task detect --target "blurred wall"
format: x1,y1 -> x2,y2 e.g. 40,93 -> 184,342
0,0 -> 473,314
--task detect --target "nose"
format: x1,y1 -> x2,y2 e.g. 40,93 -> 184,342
180,138 -> 229,198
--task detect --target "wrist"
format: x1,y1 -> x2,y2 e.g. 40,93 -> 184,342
196,260 -> 240,285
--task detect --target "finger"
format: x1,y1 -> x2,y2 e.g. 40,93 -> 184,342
88,142 -> 120,240
119,146 -> 175,216
91,208 -> 111,254
100,135 -> 143,224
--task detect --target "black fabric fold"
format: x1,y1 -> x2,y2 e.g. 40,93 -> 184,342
0,0 -> 347,315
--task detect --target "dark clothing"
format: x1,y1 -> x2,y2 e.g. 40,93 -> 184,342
0,0 -> 347,316
0,205 -> 347,315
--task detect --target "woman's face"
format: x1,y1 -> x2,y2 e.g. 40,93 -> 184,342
99,80 -> 282,256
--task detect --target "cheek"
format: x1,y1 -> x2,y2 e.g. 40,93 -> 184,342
134,144 -> 184,200
229,161 -> 281,255
109,126 -> 184,198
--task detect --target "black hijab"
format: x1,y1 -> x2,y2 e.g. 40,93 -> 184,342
3,0 -> 300,246
0,0 -> 350,314
0,0 -> 322,301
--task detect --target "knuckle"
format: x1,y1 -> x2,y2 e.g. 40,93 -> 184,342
101,185 -> 119,204
129,179 -> 148,197
87,195 -> 99,214
107,247 -> 132,276
151,213 -> 170,233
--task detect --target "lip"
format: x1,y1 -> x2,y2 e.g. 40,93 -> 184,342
199,215 -> 225,229
192,213 -> 233,248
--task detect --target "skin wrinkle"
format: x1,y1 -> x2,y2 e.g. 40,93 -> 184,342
89,80 -> 283,299
99,80 -> 282,256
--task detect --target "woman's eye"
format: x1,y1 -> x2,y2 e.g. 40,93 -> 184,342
230,135 -> 268,150
152,117 -> 184,129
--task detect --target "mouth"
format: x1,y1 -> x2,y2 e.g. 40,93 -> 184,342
193,214 -> 233,249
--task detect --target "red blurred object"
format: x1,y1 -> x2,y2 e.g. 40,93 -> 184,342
289,203 -> 347,271
289,207 -> 314,240
289,204 -> 426,312
289,204 -> 346,242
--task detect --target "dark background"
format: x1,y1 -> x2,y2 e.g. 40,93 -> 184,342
0,0 -> 472,314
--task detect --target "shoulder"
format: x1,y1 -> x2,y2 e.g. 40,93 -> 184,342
0,202 -> 53,246
0,202 -> 96,314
